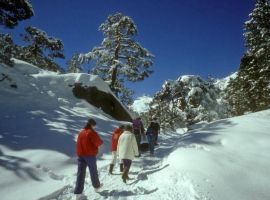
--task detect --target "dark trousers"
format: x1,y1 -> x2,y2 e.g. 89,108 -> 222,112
134,134 -> 141,150
74,156 -> 100,194
134,130 -> 141,145
147,134 -> 155,154
154,134 -> 158,144
122,159 -> 132,170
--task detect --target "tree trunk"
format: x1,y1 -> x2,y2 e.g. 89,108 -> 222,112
111,66 -> 118,90
110,36 -> 121,92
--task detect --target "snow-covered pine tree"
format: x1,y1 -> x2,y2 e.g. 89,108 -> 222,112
148,81 -> 184,130
116,80 -> 134,106
0,33 -> 15,66
243,0 -> 270,111
146,75 -> 227,130
80,12 -> 154,97
18,26 -> 65,72
67,53 -> 82,73
225,55 -> 254,115
0,0 -> 34,28
226,0 -> 270,114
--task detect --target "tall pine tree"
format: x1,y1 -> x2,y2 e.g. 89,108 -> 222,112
226,0 -> 270,115
81,12 -> 154,98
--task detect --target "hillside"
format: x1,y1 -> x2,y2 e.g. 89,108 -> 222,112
0,59 -> 127,199
0,60 -> 270,200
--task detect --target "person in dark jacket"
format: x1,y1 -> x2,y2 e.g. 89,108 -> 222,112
146,118 -> 160,155
132,117 -> 145,156
132,118 -> 144,142
150,117 -> 160,145
74,119 -> 103,197
146,122 -> 155,155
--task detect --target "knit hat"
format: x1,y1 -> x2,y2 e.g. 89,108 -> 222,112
87,118 -> 97,126
124,124 -> 133,132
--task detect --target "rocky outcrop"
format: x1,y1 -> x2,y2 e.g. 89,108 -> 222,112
72,83 -> 132,122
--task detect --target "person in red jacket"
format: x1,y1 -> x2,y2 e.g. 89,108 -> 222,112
74,118 -> 103,197
109,125 -> 124,174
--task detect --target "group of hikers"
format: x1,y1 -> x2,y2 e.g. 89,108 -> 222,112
74,117 -> 160,198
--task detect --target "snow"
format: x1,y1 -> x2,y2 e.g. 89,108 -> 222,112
188,87 -> 203,96
130,96 -> 152,114
214,72 -> 237,90
1,59 -> 270,200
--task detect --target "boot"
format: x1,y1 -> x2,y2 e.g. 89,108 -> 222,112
109,164 -> 114,174
122,168 -> 129,183
120,163 -> 124,172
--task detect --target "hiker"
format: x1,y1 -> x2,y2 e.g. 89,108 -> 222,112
109,125 -> 124,174
132,117 -> 145,155
117,124 -> 139,183
150,117 -> 160,145
146,122 -> 156,155
74,119 -> 103,197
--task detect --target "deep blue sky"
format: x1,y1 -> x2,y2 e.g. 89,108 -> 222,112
3,0 -> 255,97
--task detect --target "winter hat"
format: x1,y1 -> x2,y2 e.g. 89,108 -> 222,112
119,124 -> 125,129
124,124 -> 133,132
87,118 -> 97,126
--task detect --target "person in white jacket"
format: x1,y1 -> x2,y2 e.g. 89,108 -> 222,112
117,124 -> 139,183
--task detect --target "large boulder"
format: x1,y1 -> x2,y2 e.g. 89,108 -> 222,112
72,83 -> 132,122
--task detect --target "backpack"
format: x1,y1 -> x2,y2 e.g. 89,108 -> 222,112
132,119 -> 141,130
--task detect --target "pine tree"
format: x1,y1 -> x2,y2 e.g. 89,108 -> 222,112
0,0 -> 34,28
225,55 -> 251,115
18,26 -> 65,71
67,53 -> 82,73
226,0 -> 270,114
81,12 -> 154,95
0,33 -> 15,66
243,0 -> 270,111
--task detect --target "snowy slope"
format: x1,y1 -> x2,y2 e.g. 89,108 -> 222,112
1,60 -> 270,200
38,109 -> 270,200
0,59 -> 127,200
160,110 -> 270,200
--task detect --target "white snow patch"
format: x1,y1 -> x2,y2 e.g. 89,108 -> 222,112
130,96 -> 153,114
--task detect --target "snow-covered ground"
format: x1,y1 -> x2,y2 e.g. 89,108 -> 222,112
1,60 -> 270,200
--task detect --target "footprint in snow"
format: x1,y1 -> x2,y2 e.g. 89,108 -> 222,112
35,164 -> 64,181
